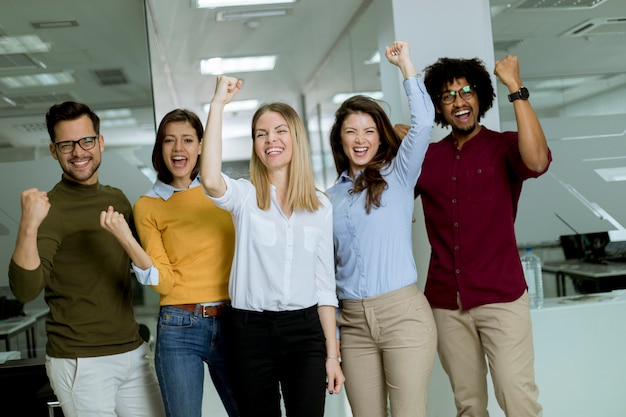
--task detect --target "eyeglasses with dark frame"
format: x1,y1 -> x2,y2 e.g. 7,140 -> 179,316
54,136 -> 100,154
439,85 -> 475,104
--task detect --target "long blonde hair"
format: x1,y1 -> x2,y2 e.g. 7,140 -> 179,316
249,103 -> 321,212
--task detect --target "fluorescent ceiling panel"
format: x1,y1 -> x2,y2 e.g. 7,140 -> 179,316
200,55 -> 276,75
332,91 -> 384,104
204,99 -> 260,113
0,35 -> 49,55
0,71 -> 74,88
196,0 -> 296,8
99,108 -> 133,119
100,118 -> 137,128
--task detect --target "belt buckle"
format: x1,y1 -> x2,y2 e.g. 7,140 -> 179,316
201,306 -> 211,318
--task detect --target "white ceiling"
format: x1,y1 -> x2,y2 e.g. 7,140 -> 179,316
1,0 -> 626,166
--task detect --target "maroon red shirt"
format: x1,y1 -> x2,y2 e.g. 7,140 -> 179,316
415,126 -> 551,310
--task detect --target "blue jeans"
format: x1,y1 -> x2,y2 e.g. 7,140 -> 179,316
155,305 -> 239,417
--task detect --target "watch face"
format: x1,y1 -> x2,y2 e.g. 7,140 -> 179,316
519,87 -> 530,99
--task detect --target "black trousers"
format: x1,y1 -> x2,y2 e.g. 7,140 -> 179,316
225,305 -> 327,417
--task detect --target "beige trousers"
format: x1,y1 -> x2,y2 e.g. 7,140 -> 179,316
432,291 -> 542,417
338,284 -> 437,417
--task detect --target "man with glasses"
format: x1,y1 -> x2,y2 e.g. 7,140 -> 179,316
9,101 -> 165,417
414,56 -> 550,417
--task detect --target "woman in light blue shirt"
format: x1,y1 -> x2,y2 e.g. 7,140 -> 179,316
200,75 -> 344,417
326,41 -> 437,417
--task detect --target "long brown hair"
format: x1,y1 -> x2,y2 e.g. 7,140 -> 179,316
250,103 -> 321,212
329,95 -> 401,213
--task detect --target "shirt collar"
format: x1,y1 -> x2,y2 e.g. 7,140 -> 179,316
338,170 -> 355,183
149,176 -> 202,200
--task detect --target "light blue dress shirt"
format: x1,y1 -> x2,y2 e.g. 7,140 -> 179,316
326,76 -> 434,300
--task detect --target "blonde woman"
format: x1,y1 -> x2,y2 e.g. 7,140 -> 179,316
200,76 -> 344,417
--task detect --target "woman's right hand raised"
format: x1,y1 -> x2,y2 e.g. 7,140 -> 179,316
212,75 -> 243,107
385,41 -> 417,80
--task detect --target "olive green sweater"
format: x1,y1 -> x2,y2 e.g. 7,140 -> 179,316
9,177 -> 142,358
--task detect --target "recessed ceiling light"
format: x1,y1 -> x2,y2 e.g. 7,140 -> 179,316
100,118 -> 137,128
195,0 -> 296,9
0,35 -> 50,55
200,55 -> 276,75
99,108 -> 133,119
0,71 -> 74,88
204,99 -> 260,113
332,91 -> 384,104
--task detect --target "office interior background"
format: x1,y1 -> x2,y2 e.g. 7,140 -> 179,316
1,0 -> 626,416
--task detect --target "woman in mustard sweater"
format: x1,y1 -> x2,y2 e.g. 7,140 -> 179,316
100,109 -> 239,417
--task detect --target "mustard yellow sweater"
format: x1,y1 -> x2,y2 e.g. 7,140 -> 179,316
133,183 -> 235,306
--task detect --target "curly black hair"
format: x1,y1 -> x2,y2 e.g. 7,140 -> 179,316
423,57 -> 495,128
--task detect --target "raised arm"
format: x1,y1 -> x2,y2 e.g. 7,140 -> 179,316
385,40 -> 417,80
200,75 -> 243,197
494,55 -> 549,173
384,41 -> 434,186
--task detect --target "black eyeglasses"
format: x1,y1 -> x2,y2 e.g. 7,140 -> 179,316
54,136 -> 100,154
439,85 -> 475,104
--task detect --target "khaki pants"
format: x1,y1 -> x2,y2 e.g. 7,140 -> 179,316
338,284 -> 437,417
432,291 -> 542,417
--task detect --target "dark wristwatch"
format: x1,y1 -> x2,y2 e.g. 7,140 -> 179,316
508,86 -> 529,102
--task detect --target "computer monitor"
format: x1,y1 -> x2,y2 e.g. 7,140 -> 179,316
580,231 -> 610,262
560,234 -> 584,260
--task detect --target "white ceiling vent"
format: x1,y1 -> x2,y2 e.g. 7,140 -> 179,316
215,7 -> 292,21
93,69 -> 128,86
5,92 -> 76,107
14,121 -> 48,133
562,17 -> 626,37
516,0 -> 607,10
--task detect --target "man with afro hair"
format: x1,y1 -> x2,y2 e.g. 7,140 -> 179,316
415,55 -> 550,417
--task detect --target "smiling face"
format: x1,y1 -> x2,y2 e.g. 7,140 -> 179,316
340,112 -> 380,178
438,76 -> 482,145
253,110 -> 293,172
161,120 -> 201,189
50,114 -> 103,185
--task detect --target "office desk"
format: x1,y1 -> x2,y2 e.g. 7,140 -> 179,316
0,307 -> 48,358
542,260 -> 626,296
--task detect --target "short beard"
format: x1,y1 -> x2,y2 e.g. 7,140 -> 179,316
453,123 -> 476,137
62,160 -> 101,183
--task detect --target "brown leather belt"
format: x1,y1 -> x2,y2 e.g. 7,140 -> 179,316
171,303 -> 226,317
